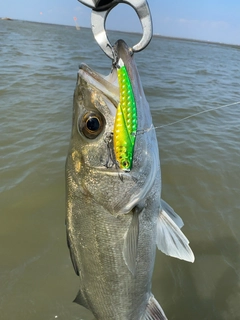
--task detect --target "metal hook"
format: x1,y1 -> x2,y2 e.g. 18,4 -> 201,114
89,0 -> 153,59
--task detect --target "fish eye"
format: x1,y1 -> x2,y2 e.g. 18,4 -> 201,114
78,111 -> 105,139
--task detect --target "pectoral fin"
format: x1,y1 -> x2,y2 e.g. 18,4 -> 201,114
156,209 -> 195,263
143,294 -> 168,320
161,199 -> 184,228
66,230 -> 79,276
123,210 -> 139,275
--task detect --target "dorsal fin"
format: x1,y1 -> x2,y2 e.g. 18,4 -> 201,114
161,199 -> 184,228
156,209 -> 195,263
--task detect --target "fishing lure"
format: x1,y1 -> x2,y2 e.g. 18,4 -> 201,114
113,58 -> 137,171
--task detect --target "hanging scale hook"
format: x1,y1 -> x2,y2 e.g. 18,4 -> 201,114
78,0 -> 153,59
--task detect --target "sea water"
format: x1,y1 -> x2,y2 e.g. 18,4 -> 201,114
1,19 -> 240,320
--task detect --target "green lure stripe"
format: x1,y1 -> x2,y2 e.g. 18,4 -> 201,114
113,58 -> 137,171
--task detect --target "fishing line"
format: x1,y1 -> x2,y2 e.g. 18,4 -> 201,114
137,100 -> 240,134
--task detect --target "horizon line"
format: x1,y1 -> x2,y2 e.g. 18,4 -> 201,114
1,17 -> 240,48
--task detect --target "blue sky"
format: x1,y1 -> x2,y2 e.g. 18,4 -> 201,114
1,0 -> 240,44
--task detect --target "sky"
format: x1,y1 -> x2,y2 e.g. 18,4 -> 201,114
1,0 -> 240,45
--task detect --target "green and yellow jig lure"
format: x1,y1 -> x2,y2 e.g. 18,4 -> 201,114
113,58 -> 137,171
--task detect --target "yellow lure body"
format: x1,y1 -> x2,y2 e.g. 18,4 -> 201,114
113,59 -> 137,171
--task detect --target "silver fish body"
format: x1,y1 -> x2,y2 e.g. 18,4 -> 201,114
66,40 -> 194,320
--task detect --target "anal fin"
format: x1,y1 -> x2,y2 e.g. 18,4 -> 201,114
143,294 -> 168,320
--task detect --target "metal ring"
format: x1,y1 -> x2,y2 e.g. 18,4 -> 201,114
91,0 -> 153,59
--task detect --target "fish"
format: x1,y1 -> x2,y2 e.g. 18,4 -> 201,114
65,39 -> 194,320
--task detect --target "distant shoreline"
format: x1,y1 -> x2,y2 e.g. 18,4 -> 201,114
1,18 -> 239,48
153,34 -> 240,48
1,17 -> 13,20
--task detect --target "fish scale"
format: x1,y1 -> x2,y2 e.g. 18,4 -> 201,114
113,58 -> 137,171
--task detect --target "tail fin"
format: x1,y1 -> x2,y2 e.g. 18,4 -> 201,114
143,294 -> 168,320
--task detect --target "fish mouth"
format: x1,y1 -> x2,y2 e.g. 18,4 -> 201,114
79,63 -> 119,113
78,40 -> 137,113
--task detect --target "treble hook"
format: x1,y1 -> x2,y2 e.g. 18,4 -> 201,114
78,0 -> 153,60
